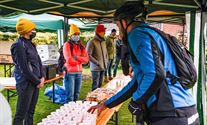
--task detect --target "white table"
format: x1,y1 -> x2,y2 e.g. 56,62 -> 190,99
0,77 -> 16,102
0,75 -> 64,102
0,77 -> 16,87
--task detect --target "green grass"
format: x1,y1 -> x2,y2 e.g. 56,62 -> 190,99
0,65 -> 4,76
1,66 -> 136,125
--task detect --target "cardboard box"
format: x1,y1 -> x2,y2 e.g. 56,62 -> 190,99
42,60 -> 57,80
0,42 -> 13,55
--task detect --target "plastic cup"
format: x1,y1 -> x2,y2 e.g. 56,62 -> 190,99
37,123 -> 44,125
68,120 -> 76,125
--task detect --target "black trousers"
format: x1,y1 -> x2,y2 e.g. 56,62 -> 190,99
13,82 -> 39,125
136,114 -> 200,125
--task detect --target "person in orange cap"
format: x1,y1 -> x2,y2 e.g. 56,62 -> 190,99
86,24 -> 108,91
63,24 -> 89,102
11,18 -> 45,125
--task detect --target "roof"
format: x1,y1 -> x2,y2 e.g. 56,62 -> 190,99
0,0 -> 205,24
0,13 -> 64,31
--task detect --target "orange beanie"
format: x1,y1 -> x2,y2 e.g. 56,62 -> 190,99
16,18 -> 36,35
69,24 -> 80,36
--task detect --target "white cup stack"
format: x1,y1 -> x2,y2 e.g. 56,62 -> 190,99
37,101 -> 98,125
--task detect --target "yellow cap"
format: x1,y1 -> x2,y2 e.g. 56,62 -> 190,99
16,18 -> 36,35
69,24 -> 80,36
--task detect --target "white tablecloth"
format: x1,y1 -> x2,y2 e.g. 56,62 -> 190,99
0,77 -> 16,88
0,78 -> 13,125
0,93 -> 12,125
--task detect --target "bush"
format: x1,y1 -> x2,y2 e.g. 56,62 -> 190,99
33,32 -> 58,45
0,32 -> 18,42
0,32 -> 95,46
0,32 -> 58,45
80,36 -> 93,46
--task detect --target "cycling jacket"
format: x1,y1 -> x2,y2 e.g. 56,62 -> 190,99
105,22 -> 195,117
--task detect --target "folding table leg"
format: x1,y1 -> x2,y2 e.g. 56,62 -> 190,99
115,111 -> 118,125
4,64 -> 6,77
7,89 -> 10,102
9,65 -> 12,77
52,81 -> 55,103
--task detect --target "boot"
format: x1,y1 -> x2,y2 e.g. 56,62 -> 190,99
108,76 -> 113,80
104,77 -> 109,82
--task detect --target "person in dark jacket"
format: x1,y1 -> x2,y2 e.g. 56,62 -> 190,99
88,2 -> 199,125
104,29 -> 117,82
11,18 -> 45,125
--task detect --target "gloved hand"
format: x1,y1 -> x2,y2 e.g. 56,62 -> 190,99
128,99 -> 142,115
128,99 -> 147,123
73,55 -> 77,60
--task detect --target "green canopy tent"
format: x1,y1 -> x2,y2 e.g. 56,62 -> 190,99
0,13 -> 96,47
0,13 -> 64,32
0,13 -> 65,47
0,0 -> 206,124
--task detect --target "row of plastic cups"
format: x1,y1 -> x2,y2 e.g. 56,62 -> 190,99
37,101 -> 98,125
38,112 -> 97,125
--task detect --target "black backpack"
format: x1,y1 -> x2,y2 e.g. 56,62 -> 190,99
57,45 -> 65,73
57,41 -> 83,73
130,26 -> 197,89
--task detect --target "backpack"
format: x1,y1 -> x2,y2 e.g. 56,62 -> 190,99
57,41 -> 83,73
121,44 -> 131,76
129,26 -> 197,89
57,45 -> 65,73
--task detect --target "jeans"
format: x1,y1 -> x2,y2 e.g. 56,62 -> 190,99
64,73 -> 82,102
91,71 -> 104,91
105,59 -> 114,77
14,82 -> 39,125
113,56 -> 121,77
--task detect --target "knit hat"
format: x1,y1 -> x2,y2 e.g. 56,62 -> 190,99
95,24 -> 106,33
16,18 -> 36,35
69,24 -> 80,36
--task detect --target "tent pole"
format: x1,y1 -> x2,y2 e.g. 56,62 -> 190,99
98,18 -> 101,24
194,0 -> 202,8
199,10 -> 206,125
186,10 -> 206,125
198,1 -> 207,124
182,19 -> 185,45
63,17 -> 69,42
195,10 -> 206,125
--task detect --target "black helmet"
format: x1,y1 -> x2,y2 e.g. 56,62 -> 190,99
114,1 -> 147,21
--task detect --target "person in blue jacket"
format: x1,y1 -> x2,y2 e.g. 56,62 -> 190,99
11,18 -> 45,125
88,1 -> 199,125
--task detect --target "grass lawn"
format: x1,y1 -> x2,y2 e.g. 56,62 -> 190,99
1,66 -> 136,125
